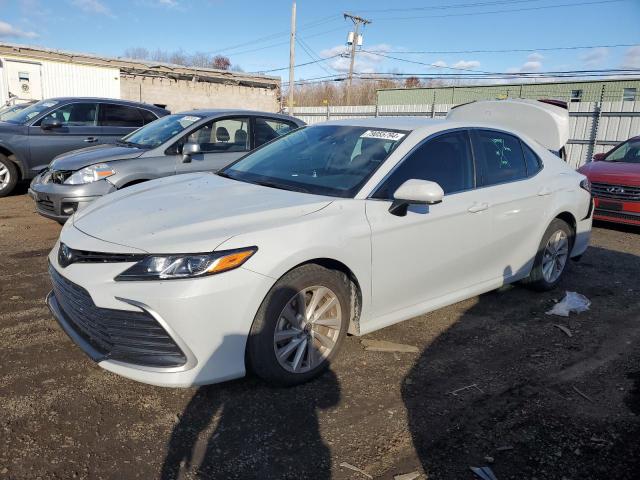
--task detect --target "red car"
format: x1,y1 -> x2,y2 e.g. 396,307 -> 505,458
578,136 -> 640,226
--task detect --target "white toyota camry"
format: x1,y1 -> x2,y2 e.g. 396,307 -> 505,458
47,100 -> 593,387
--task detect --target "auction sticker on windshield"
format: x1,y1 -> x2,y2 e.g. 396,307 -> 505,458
179,115 -> 202,127
361,130 -> 406,141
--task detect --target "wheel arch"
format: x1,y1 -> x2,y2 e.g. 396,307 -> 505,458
272,257 -> 363,336
0,145 -> 23,180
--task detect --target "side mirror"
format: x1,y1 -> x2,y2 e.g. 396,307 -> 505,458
182,142 -> 201,163
389,179 -> 444,216
592,152 -> 606,162
41,118 -> 62,130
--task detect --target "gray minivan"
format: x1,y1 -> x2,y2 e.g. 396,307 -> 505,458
0,97 -> 169,197
29,109 -> 304,222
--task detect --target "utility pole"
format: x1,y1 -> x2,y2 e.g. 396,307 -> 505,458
344,12 -> 371,104
288,0 -> 296,112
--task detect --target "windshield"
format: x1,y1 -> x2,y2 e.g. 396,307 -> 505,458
221,125 -> 408,198
3,100 -> 59,124
606,139 -> 640,163
121,114 -> 203,148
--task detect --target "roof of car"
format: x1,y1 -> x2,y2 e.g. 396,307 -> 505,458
314,117 -> 446,131
178,109 -> 304,123
46,97 -> 169,113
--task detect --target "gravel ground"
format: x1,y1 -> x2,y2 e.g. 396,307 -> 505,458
1,187 -> 639,480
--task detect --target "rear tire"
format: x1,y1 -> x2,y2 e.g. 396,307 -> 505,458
523,218 -> 573,291
0,155 -> 18,198
247,264 -> 350,386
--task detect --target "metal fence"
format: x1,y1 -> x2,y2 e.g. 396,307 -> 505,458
292,101 -> 640,168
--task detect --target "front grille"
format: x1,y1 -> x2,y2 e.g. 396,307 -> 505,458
49,264 -> 187,368
37,199 -> 55,212
591,182 -> 640,201
58,242 -> 146,267
594,209 -> 640,222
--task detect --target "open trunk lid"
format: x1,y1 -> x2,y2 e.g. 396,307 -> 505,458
446,99 -> 569,151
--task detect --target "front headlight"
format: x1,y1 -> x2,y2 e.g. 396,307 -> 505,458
115,247 -> 258,281
65,163 -> 116,185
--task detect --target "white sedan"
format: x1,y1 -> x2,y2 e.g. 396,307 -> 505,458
47,100 -> 592,387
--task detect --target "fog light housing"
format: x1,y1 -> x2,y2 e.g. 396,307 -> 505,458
62,202 -> 78,215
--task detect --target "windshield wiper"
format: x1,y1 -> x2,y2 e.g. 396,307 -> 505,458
217,171 -> 232,179
253,180 -> 310,194
117,140 -> 147,148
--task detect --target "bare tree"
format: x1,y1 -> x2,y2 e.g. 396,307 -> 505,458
123,47 -> 233,71
404,76 -> 421,88
212,55 -> 231,70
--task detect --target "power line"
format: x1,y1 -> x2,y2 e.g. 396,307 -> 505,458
368,0 -> 628,21
250,54 -> 342,74
283,69 -> 640,86
355,0 -> 545,13
296,36 -> 337,76
365,43 -> 639,55
362,50 -> 499,74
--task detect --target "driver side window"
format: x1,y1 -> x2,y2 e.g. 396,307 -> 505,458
38,103 -> 98,126
373,130 -> 474,199
185,117 -> 249,153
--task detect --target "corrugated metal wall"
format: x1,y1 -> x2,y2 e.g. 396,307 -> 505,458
293,100 -> 640,168
376,79 -> 640,105
0,55 -> 120,100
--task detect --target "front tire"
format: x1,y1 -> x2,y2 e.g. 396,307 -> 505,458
524,218 -> 573,291
247,264 -> 350,386
0,155 -> 18,198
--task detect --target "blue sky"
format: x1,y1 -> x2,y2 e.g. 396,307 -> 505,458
0,0 -> 638,82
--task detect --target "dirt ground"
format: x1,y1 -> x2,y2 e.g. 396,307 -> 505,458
1,186 -> 639,480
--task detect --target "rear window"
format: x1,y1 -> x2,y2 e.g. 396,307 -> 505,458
472,130 -> 528,187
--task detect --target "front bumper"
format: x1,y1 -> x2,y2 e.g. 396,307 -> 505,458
593,197 -> 640,226
46,232 -> 275,387
29,176 -> 116,222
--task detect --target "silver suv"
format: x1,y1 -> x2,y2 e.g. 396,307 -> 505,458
29,110 -> 304,222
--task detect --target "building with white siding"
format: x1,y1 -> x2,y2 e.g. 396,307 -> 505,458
0,43 -> 280,113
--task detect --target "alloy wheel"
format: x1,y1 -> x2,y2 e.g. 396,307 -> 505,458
273,285 -> 343,374
542,229 -> 569,283
0,164 -> 10,189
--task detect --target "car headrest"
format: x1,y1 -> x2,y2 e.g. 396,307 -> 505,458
216,127 -> 230,142
234,129 -> 248,145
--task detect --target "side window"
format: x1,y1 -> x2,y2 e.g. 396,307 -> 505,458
186,117 -> 249,153
254,118 -> 298,147
39,103 -> 97,126
373,130 -> 474,199
472,130 -> 527,187
139,109 -> 159,125
99,104 -> 144,127
522,142 -> 543,176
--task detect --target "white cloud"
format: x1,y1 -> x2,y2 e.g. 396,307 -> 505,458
452,60 -> 480,70
527,52 -> 544,62
71,0 -> 113,16
320,44 -> 392,74
157,0 -> 178,6
508,53 -> 543,73
0,20 -> 38,38
580,47 -> 608,67
431,60 -> 448,69
621,45 -> 640,69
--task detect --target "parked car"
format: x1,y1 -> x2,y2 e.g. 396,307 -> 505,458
0,100 -> 37,120
0,97 -> 169,197
577,136 -> 640,226
46,100 -> 592,388
29,110 -> 304,222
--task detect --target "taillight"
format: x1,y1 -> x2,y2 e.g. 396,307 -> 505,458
580,178 -> 591,194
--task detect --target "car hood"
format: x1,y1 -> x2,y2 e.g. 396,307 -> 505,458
72,173 -> 334,253
50,144 -> 146,171
578,160 -> 640,185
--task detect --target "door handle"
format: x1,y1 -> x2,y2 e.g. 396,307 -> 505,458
84,137 -> 98,143
537,187 -> 552,196
468,202 -> 489,213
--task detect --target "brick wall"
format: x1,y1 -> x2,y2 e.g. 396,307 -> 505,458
120,75 -> 279,113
